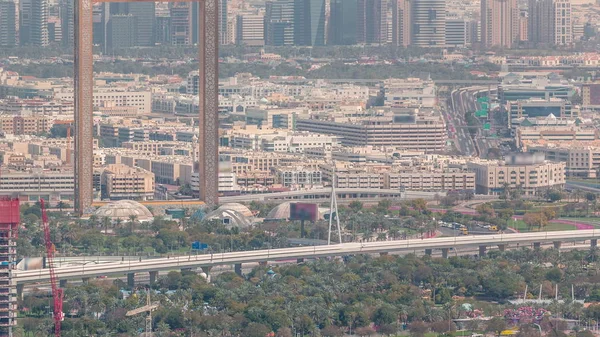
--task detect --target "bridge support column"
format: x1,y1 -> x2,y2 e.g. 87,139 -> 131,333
127,273 -> 135,288
201,266 -> 211,282
297,258 -> 304,263
553,241 -> 562,249
425,249 -> 432,256
479,245 -> 486,257
82,277 -> 90,284
149,271 -> 158,284
592,239 -> 598,248
533,242 -> 541,250
498,244 -> 506,252
59,279 -> 68,288
379,252 -> 389,256
16,284 -> 23,300
441,248 -> 449,259
234,263 -> 242,276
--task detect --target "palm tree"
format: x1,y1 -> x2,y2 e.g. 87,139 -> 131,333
128,214 -> 138,232
102,216 -> 111,234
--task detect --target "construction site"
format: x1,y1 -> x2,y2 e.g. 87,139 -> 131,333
0,198 -> 19,337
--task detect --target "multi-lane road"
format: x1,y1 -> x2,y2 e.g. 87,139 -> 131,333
448,87 -> 496,157
15,229 -> 600,285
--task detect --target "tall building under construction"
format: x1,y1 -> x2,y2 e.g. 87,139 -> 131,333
0,198 -> 19,337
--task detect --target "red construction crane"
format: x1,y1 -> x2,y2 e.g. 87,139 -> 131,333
41,199 -> 64,336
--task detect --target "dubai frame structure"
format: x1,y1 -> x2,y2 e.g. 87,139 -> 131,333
74,0 -> 219,213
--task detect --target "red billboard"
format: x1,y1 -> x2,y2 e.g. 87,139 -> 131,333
289,203 -> 318,222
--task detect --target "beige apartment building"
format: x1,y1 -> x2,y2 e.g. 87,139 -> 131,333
528,142 -> 600,178
296,114 -> 447,152
384,171 -> 475,191
516,126 -> 599,147
101,164 -> 155,201
0,168 -> 74,203
0,116 -> 52,135
467,154 -> 566,196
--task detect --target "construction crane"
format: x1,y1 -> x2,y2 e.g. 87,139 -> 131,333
41,199 -> 64,336
126,288 -> 159,337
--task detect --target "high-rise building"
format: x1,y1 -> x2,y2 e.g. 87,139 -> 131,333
0,0 -> 17,47
108,2 -> 155,47
107,14 -> 137,50
20,0 -> 49,46
518,10 -> 528,42
92,3 -> 109,51
47,17 -> 61,43
328,0 -> 358,45
129,3 -> 155,46
59,0 -> 73,47
445,18 -> 468,48
294,0 -> 326,46
554,0 -> 571,46
357,0 -> 388,44
155,14 -> 171,45
169,2 -> 192,45
219,0 -> 228,45
391,0 -> 410,47
236,12 -> 265,46
411,0 -> 446,47
265,0 -> 294,46
481,0 -> 518,48
528,0 -> 553,46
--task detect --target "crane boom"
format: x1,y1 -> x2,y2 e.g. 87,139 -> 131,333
41,199 -> 64,336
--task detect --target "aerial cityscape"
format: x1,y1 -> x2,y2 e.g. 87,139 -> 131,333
2,0 -> 600,336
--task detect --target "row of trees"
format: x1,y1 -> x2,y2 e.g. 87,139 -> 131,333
17,247 -> 600,336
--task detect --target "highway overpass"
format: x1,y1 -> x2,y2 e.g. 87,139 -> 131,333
14,230 -> 600,289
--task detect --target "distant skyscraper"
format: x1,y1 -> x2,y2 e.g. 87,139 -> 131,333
411,0 -> 446,47
20,0 -> 49,46
554,0 -> 572,46
265,0 -> 294,46
357,0 -> 388,44
108,14 -> 137,49
59,0 -> 73,47
328,0 -> 358,45
0,0 -> 17,47
481,0 -> 518,48
236,12 -> 265,46
445,18 -> 468,48
294,0 -> 326,46
518,10 -> 528,42
391,0 -> 410,47
169,2 -> 192,45
92,3 -> 109,51
108,2 -> 155,47
129,3 -> 155,46
528,0 -> 553,46
155,13 -> 171,45
219,0 -> 228,45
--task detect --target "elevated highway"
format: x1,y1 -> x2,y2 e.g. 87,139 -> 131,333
14,230 -> 600,286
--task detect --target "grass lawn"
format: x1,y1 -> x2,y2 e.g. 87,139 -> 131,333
509,220 -> 577,232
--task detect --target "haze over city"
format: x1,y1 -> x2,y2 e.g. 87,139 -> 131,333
1,0 -> 600,336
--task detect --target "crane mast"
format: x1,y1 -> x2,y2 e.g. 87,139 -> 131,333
41,199 -> 64,336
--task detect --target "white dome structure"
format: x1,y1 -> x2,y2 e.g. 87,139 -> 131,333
94,200 -> 154,222
266,202 -> 292,220
203,208 -> 252,228
218,203 -> 253,217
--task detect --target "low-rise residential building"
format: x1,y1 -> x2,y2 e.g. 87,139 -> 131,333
0,168 -> 75,204
0,115 -> 52,135
101,164 -> 155,201
528,142 -> 600,178
467,153 -> 566,196
274,166 -> 322,187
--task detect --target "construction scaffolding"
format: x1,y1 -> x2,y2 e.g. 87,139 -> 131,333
0,198 -> 19,337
